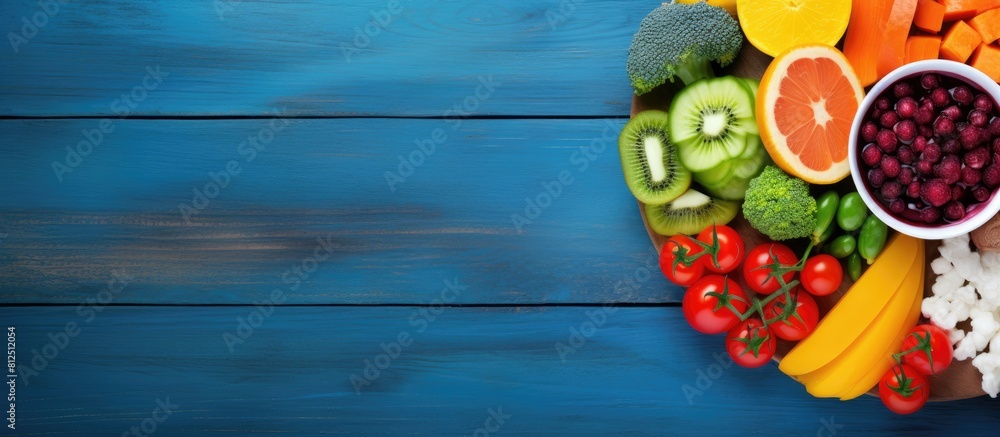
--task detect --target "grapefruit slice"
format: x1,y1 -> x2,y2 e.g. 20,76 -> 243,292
757,44 -> 864,184
737,0 -> 852,57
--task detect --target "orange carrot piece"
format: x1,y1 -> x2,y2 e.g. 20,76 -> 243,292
940,21 -> 984,61
915,0 -> 947,32
969,42 -> 1000,81
844,0 -> 894,87
940,0 -> 989,21
877,0 -> 919,78
905,35 -> 943,62
969,8 -> 1000,43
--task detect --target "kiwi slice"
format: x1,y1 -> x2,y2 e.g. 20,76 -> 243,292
644,188 -> 740,236
739,78 -> 760,116
703,136 -> 771,201
668,76 -> 758,172
618,110 -> 692,204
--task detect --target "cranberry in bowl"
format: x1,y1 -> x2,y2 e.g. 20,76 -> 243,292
849,60 -> 1000,240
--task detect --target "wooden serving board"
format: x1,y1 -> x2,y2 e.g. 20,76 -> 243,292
631,43 -> 986,401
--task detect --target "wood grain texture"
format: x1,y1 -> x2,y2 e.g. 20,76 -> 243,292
3,306 -> 998,436
0,118 -> 679,304
0,0 -> 645,117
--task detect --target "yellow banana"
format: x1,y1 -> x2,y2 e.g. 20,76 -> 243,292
802,245 -> 924,398
779,233 -> 920,376
839,254 -> 924,400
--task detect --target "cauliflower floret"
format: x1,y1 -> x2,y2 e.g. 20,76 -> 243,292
931,256 -> 954,275
955,335 -> 979,361
971,333 -> 1000,397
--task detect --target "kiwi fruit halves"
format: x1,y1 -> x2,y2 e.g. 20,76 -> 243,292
644,188 -> 740,236
618,110 -> 692,204
668,76 -> 758,172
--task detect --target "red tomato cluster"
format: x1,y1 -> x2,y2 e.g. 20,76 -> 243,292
662,225 -> 845,369
878,324 -> 953,415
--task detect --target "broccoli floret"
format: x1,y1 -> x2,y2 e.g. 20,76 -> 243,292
743,166 -> 817,241
626,2 -> 743,95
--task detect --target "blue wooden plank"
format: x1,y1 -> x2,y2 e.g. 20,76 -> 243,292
0,0 -> 644,117
0,117 -> 676,304
1,306 -> 996,436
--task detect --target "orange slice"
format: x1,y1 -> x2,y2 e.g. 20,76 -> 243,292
757,44 -> 864,184
737,0 -> 852,57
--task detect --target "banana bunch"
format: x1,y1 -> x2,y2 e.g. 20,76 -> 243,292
779,233 -> 925,399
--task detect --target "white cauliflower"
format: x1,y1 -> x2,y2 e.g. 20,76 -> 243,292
925,234 -> 1000,397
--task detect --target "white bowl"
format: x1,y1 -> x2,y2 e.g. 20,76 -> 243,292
849,60 -> 1000,240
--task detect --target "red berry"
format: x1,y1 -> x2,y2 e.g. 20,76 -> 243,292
993,137 -> 1000,155
922,178 -> 952,207
990,118 -> 1000,136
876,97 -> 891,111
944,201 -> 966,221
881,156 -> 902,178
898,145 -> 916,165
877,129 -> 898,153
899,166 -> 916,185
894,120 -> 917,142
881,181 -> 903,200
942,137 -> 961,154
921,73 -> 940,90
922,206 -> 942,223
960,126 -> 987,149
974,186 -> 992,202
907,181 -> 922,199
930,87 -> 950,108
941,105 -> 963,121
953,86 -> 974,106
934,116 -> 956,137
969,109 -> 990,128
921,142 -> 942,162
965,146 -> 991,169
861,144 -> 882,166
913,107 -> 934,125
894,82 -> 914,99
974,94 -> 993,112
935,155 -> 962,185
916,160 -> 935,176
984,164 -> 1000,187
881,111 -> 900,128
962,166 -> 983,186
896,97 -> 918,119
912,136 -> 928,153
890,199 -> 906,214
869,168 -> 887,188
919,124 -> 934,139
861,121 -> 879,142
952,185 -> 965,201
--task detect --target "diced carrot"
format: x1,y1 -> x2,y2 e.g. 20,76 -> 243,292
905,35 -> 943,62
940,21 -> 983,61
969,42 -> 1000,81
940,0 -> 991,21
877,0 -> 919,78
969,8 -> 1000,43
845,0 -> 895,87
915,0 -> 947,32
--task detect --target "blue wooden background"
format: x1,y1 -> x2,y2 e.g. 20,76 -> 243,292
1,0 -> 997,435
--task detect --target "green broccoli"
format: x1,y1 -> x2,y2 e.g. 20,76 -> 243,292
743,166 -> 817,241
626,2 -> 743,95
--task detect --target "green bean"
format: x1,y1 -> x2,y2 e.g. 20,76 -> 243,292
858,215 -> 889,265
812,190 -> 840,244
847,251 -> 863,282
836,192 -> 868,232
826,234 -> 857,259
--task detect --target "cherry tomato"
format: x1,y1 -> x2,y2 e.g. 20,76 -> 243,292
762,287 -> 819,341
879,364 -> 929,415
900,324 -> 954,375
696,224 -> 745,274
659,235 -> 706,286
682,275 -> 750,334
725,318 -> 776,368
800,254 -> 843,296
742,243 -> 798,294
